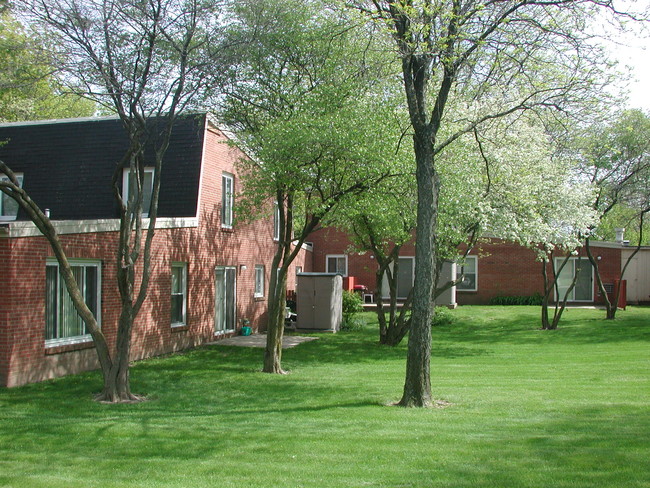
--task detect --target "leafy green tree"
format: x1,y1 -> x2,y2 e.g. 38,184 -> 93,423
341,106 -> 598,340
0,9 -> 94,121
342,174 -> 418,346
354,0 -> 627,407
598,204 -> 650,246
220,0 -> 400,373
579,109 -> 650,319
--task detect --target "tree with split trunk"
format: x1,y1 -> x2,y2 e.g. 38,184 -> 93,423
540,251 -> 587,330
219,0 -> 399,373
353,0 -> 631,406
469,116 -> 598,330
341,179 -> 418,347
577,109 -> 650,319
337,104 -> 598,344
2,0 -> 223,402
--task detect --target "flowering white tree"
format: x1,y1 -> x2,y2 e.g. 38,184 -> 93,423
350,0 -> 638,407
339,107 -> 598,340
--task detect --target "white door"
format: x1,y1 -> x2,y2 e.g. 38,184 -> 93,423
215,266 -> 237,333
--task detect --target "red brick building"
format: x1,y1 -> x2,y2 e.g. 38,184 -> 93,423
308,227 -> 630,306
1,115 -> 645,388
0,114 -> 311,387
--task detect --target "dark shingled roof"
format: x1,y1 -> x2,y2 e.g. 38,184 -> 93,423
0,113 -> 207,221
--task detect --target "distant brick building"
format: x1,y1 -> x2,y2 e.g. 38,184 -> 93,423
309,227 -> 643,307
0,114 -> 310,387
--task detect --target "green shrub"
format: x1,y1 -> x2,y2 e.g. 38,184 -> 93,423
341,315 -> 365,331
341,290 -> 363,330
431,306 -> 455,327
488,293 -> 543,306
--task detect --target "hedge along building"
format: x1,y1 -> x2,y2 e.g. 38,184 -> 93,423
0,114 -> 312,387
308,226 -> 648,307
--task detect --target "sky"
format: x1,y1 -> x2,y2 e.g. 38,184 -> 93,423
598,3 -> 650,111
610,36 -> 650,111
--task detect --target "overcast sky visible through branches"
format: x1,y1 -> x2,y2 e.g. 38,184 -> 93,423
595,2 -> 650,111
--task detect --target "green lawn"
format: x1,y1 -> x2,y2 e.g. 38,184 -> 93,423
1,306 -> 649,488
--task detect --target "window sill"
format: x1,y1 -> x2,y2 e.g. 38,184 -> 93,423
221,226 -> 234,233
45,340 -> 95,355
171,324 -> 189,332
254,296 -> 265,302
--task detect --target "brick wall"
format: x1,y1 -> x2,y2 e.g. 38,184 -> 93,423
310,230 -> 622,307
457,240 -> 543,305
309,226 -> 416,294
0,237 -> 10,386
1,125 -> 312,387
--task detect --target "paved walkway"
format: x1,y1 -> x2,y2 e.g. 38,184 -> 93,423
210,334 -> 318,349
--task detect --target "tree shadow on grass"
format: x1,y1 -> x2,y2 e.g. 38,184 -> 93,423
437,306 -> 650,346
404,402 -> 650,488
279,329 -> 490,366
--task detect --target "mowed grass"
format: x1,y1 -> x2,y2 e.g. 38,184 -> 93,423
1,306 -> 649,488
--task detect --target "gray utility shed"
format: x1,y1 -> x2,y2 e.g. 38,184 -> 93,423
296,273 -> 342,331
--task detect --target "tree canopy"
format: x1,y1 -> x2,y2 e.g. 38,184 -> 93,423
219,0 -> 404,372
352,0 -> 633,407
575,108 -> 650,319
580,109 -> 650,244
0,8 -> 94,121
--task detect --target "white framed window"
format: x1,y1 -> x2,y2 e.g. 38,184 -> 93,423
273,202 -> 281,241
0,173 -> 23,221
222,172 -> 234,228
45,259 -> 101,347
456,256 -> 477,291
326,255 -> 348,276
122,167 -> 154,217
254,265 -> 265,298
171,262 -> 187,326
554,257 -> 594,302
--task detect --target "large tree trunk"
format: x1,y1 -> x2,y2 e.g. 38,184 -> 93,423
96,304 -> 140,402
398,132 -> 438,407
263,231 -> 289,373
263,279 -> 287,374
